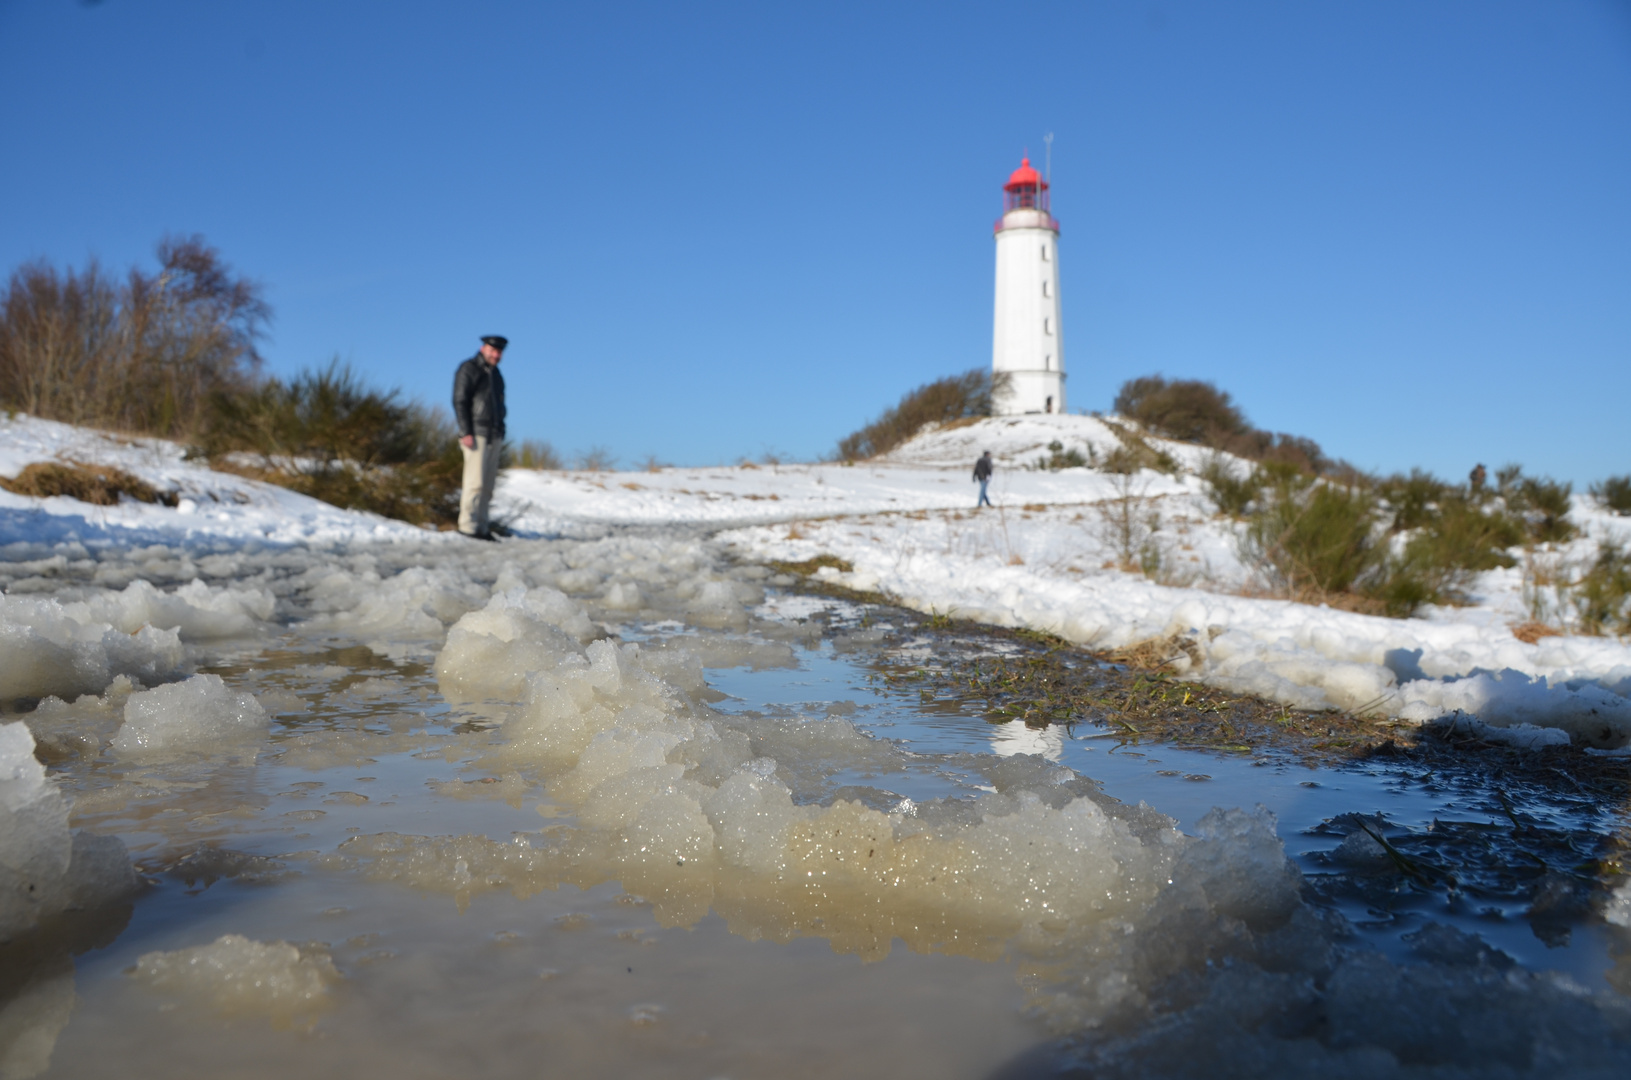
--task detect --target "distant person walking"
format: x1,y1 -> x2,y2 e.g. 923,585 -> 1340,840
973,450 -> 994,508
453,335 -> 508,540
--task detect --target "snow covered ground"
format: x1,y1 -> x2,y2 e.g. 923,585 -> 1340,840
4,411 -> 1631,749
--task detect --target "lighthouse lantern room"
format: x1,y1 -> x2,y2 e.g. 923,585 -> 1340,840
991,157 -> 1064,415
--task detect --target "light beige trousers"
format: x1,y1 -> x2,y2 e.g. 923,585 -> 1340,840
458,435 -> 500,535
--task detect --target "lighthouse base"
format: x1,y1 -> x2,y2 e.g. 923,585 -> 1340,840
993,370 -> 1066,416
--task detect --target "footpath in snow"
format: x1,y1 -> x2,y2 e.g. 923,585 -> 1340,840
4,411 -> 1630,750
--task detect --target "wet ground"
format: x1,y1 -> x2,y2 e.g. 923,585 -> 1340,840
5,535 -> 1631,1078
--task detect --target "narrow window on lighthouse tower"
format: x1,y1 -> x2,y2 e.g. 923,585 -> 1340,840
1044,317 -> 1052,336
1041,244 -> 1050,262
1042,279 -> 1050,297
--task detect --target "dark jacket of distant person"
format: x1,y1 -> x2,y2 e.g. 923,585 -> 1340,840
973,453 -> 994,482
453,354 -> 506,440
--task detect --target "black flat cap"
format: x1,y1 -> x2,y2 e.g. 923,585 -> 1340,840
481,335 -> 509,350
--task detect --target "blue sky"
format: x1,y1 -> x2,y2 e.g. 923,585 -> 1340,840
2,0 -> 1627,482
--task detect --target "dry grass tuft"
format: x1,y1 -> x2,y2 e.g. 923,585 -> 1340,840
1511,621 -> 1563,645
1106,632 -> 1203,671
0,460 -> 177,506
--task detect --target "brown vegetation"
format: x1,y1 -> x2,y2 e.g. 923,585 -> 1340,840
0,237 -> 266,439
1114,374 -> 1331,474
199,360 -> 462,527
0,460 -> 177,506
0,241 -> 467,527
836,369 -> 1003,461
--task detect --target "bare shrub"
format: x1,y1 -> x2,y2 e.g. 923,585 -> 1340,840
836,369 -> 1003,461
0,460 -> 177,506
511,440 -> 563,470
0,236 -> 267,439
1094,473 -> 1160,573
576,447 -> 617,472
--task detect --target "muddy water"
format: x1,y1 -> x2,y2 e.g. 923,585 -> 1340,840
39,627 -> 1046,1079
5,535 -> 1631,1078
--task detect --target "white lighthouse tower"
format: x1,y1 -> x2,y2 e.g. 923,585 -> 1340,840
991,157 -> 1064,415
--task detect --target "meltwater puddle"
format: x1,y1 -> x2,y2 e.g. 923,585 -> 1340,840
707,632 -> 1628,990
5,534 -> 1631,1079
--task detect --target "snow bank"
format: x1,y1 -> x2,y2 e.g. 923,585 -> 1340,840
0,413 -> 432,546
131,935 -> 339,1018
111,674 -> 268,759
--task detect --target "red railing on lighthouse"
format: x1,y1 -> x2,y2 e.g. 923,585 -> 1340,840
995,156 -> 1059,234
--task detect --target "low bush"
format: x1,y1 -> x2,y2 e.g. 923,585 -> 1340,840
1243,469 -> 1386,596
1375,469 -> 1451,533
1496,465 -> 1576,544
509,440 -> 562,470
1198,454 -> 1262,518
836,369 -> 1001,461
575,447 -> 617,472
1111,374 -> 1334,475
1113,376 -> 1249,444
200,360 -> 461,527
1590,475 -> 1631,516
1033,440 -> 1089,471
1374,495 -> 1524,615
1102,420 -> 1180,475
1572,542 -> 1631,636
0,460 -> 177,507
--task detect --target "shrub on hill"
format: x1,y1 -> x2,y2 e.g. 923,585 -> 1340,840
1198,454 -> 1263,518
199,360 -> 461,527
1113,375 -> 1250,444
1495,465 -> 1575,544
1112,374 -> 1333,475
510,440 -> 562,470
0,241 -> 479,527
836,369 -> 999,461
1591,475 -> 1631,516
1241,466 -> 1387,597
1573,543 -> 1631,636
0,237 -> 266,439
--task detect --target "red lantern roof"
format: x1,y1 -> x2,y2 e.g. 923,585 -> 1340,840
1003,156 -> 1047,192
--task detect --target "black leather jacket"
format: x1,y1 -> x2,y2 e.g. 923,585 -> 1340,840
452,355 -> 506,439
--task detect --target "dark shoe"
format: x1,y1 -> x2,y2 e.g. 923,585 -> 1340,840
461,530 -> 498,542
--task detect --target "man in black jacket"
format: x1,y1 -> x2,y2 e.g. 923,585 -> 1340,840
452,335 -> 507,539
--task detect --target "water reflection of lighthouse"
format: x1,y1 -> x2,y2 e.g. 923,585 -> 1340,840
991,156 -> 1065,416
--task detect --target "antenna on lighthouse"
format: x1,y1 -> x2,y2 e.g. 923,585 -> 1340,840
1044,132 -> 1053,188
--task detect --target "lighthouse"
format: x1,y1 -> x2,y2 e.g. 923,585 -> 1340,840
991,157 -> 1064,415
